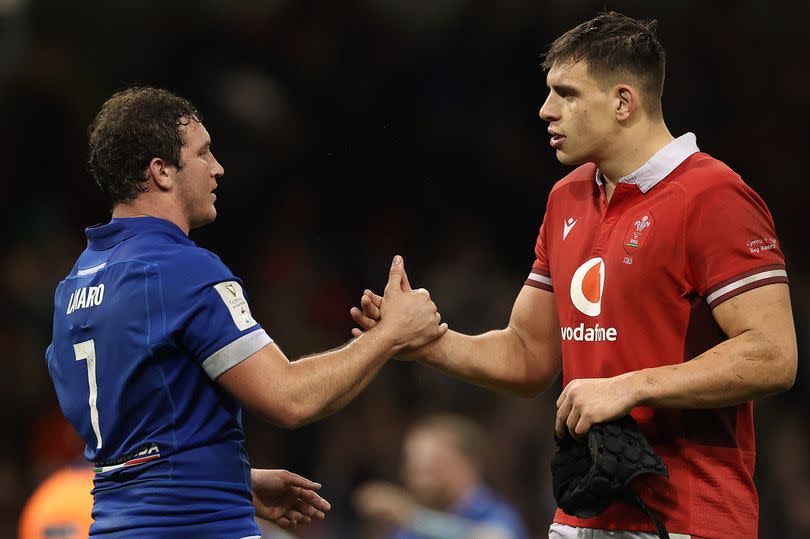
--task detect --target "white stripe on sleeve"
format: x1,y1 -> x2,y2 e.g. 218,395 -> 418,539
706,269 -> 787,304
201,329 -> 273,379
527,273 -> 553,286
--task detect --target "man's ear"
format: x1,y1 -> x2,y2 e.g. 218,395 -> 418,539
615,84 -> 636,122
146,157 -> 173,191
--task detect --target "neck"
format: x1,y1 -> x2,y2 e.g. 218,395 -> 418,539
598,120 -> 674,185
112,195 -> 190,235
440,470 -> 479,509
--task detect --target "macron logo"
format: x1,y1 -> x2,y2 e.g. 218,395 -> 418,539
563,217 -> 578,241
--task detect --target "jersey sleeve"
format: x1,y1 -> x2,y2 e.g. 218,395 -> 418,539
162,248 -> 272,379
524,215 -> 553,292
685,175 -> 788,308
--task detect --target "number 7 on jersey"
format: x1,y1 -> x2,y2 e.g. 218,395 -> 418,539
73,339 -> 103,449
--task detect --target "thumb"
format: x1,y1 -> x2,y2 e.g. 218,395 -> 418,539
385,255 -> 404,291
401,265 -> 412,292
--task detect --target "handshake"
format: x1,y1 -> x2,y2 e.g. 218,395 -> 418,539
349,255 -> 447,358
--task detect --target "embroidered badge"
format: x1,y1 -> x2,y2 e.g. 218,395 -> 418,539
622,211 -> 655,254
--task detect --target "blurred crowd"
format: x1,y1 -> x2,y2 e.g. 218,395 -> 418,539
1,0 -> 808,537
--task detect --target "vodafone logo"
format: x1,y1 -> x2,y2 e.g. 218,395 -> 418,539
562,257 -> 617,341
569,257 -> 605,317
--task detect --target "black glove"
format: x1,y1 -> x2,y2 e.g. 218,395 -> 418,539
551,415 -> 670,539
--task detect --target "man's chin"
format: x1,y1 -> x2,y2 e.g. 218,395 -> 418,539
555,150 -> 585,166
413,490 -> 454,510
189,209 -> 217,230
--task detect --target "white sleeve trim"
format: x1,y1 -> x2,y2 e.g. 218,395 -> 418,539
705,269 -> 787,304
527,273 -> 552,286
201,329 -> 273,379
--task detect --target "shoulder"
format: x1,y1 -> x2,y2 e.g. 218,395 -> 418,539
463,487 -> 523,521
124,238 -> 236,293
671,152 -> 771,214
549,163 -> 597,197
162,247 -> 237,300
163,245 -> 232,281
671,153 -> 749,196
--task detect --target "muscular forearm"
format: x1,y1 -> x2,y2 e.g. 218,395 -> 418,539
420,327 -> 560,397
282,326 -> 398,425
626,328 -> 796,409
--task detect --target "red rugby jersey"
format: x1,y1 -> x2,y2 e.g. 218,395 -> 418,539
526,133 -> 788,538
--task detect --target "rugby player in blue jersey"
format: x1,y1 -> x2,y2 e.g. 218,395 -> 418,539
46,87 -> 447,538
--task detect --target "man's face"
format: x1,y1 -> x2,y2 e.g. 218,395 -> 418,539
538,61 -> 620,166
173,120 -> 224,230
401,429 -> 460,509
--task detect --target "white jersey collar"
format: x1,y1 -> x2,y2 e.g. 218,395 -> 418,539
595,132 -> 700,193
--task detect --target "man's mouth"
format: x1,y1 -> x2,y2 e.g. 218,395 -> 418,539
549,132 -> 566,149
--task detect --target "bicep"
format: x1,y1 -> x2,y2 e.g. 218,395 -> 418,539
713,283 -> 798,393
711,283 -> 797,381
712,283 -> 795,340
216,342 -> 297,425
508,285 -> 562,381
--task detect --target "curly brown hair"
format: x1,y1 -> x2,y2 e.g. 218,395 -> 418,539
88,87 -> 200,205
542,12 -> 666,117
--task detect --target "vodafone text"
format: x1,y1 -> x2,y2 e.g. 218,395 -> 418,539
560,323 -> 618,342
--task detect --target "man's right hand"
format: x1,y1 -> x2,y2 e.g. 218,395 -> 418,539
350,290 -> 382,337
367,255 -> 447,352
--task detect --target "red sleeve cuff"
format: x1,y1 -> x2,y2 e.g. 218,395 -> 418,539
705,264 -> 788,308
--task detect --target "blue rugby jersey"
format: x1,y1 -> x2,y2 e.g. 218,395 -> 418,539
392,486 -> 530,539
46,217 -> 272,538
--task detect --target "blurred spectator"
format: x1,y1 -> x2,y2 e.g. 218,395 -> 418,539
354,414 -> 530,539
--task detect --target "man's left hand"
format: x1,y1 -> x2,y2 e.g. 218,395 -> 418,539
252,469 -> 331,529
353,481 -> 416,525
555,376 -> 638,439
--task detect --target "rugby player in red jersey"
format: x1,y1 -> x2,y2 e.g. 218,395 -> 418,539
352,12 -> 797,539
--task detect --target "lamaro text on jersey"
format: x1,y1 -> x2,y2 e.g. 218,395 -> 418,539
66,284 -> 105,314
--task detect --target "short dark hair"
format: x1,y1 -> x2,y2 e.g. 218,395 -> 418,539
410,414 -> 486,470
88,87 -> 200,205
542,11 -> 666,117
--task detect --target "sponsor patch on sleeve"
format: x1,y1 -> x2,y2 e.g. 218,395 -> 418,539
213,281 -> 258,331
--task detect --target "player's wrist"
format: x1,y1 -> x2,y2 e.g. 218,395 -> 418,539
366,320 -> 406,355
619,369 -> 649,408
411,330 -> 451,365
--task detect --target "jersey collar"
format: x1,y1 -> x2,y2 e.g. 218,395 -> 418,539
595,132 -> 700,193
85,217 -> 192,250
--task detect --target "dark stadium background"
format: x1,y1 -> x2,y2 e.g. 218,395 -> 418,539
1,1 -> 808,537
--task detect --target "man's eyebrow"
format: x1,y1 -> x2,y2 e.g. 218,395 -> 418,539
549,83 -> 579,96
